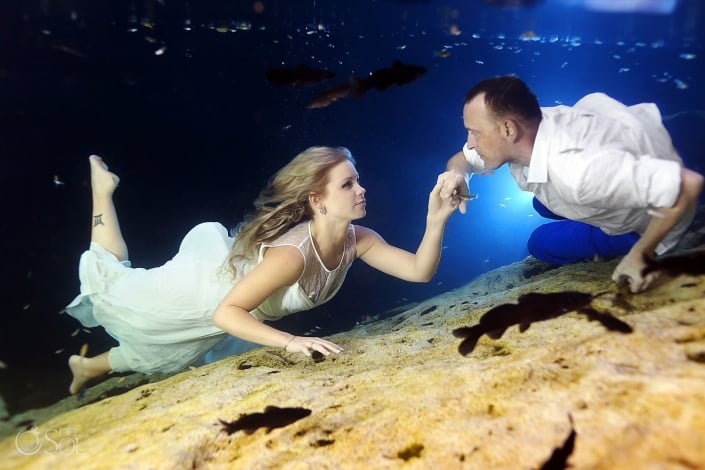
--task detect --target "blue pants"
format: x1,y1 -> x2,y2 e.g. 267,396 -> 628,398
528,198 -> 639,265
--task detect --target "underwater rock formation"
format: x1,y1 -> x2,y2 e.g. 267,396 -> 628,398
1,255 -> 704,468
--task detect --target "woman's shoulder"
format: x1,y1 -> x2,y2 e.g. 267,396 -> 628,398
261,244 -> 306,265
353,224 -> 381,238
266,222 -> 310,248
353,224 -> 383,256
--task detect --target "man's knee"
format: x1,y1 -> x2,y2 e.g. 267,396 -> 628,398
527,225 -> 559,263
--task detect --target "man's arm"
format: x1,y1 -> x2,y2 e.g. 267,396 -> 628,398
447,151 -> 471,177
612,167 -> 704,292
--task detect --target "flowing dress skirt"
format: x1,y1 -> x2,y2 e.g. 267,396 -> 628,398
66,222 -> 237,373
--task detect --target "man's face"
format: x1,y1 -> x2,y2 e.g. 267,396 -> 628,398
463,94 -> 508,170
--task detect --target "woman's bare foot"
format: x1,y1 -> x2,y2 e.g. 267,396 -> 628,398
89,154 -> 120,197
68,354 -> 109,395
68,355 -> 91,395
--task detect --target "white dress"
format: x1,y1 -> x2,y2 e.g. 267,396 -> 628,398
66,221 -> 357,373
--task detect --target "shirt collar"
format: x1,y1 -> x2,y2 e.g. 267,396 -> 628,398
526,110 -> 552,183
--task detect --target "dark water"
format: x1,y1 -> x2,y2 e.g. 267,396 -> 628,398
1,0 -> 703,414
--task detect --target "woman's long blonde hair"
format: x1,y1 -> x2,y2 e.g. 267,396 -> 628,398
226,146 -> 355,277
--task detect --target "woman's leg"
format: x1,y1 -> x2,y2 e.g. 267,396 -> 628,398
66,157 -> 129,395
68,352 -> 111,395
89,155 -> 128,261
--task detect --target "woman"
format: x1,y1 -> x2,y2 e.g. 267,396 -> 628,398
67,147 -> 462,395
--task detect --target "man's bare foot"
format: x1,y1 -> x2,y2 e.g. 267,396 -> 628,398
89,154 -> 120,197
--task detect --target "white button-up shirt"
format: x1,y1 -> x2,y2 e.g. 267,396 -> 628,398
463,92 -> 693,254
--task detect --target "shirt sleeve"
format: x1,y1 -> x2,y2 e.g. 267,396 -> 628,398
462,144 -> 492,174
553,149 -> 682,209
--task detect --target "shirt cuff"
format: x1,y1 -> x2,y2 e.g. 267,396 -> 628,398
462,144 -> 487,172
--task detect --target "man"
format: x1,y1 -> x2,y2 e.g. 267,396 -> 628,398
441,75 -> 703,293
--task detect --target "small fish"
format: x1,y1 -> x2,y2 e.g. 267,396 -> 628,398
641,250 -> 705,277
661,110 -> 705,122
306,82 -> 351,109
219,406 -> 312,435
53,175 -> 65,186
452,291 -> 631,356
307,60 -> 427,109
38,36 -> 88,58
233,21 -> 252,31
0,359 -> 7,369
80,343 -> 89,357
351,60 -> 427,98
265,64 -> 335,88
674,79 -> 689,90
306,60 -> 426,109
436,49 -> 451,58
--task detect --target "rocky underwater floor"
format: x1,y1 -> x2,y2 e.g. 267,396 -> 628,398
1,224 -> 705,468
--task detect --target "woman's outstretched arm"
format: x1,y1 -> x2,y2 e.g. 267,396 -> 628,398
355,172 -> 460,282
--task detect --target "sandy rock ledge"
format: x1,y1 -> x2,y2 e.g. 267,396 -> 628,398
1,257 -> 704,469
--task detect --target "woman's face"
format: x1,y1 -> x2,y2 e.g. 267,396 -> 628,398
318,160 -> 367,220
